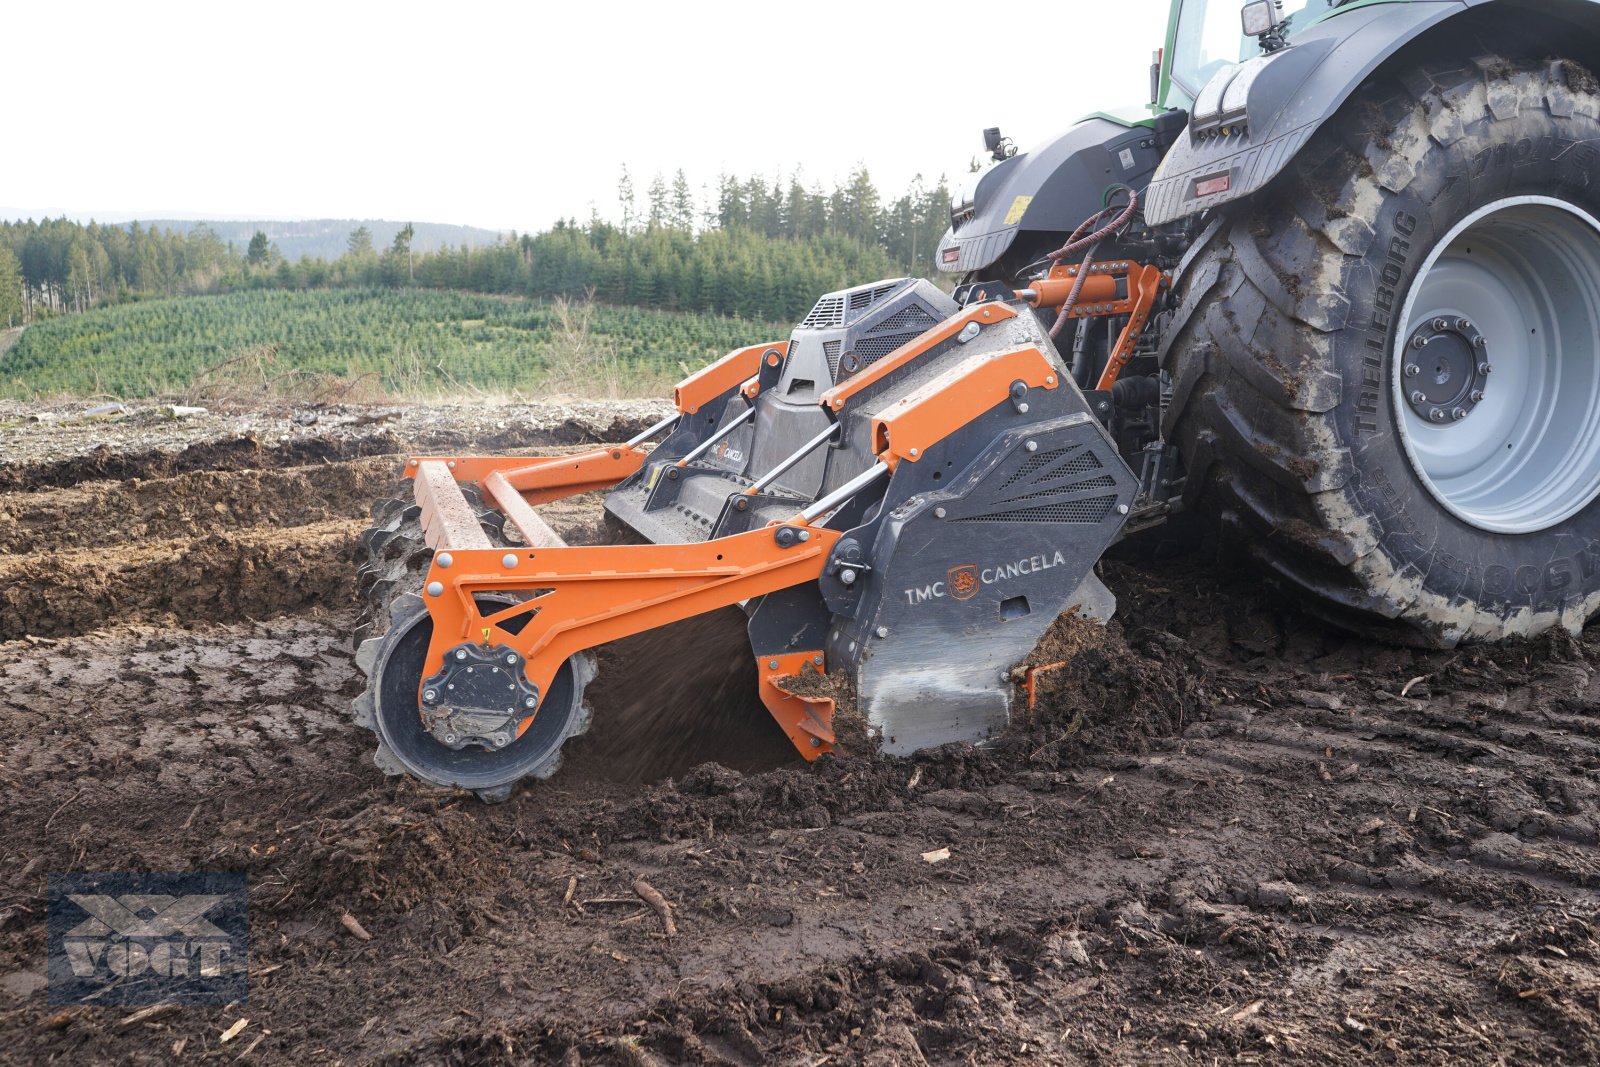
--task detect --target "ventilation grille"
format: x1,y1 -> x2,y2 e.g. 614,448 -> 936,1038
799,295 -> 845,329
954,498 -> 1117,524
853,331 -> 923,367
823,339 -> 842,378
869,305 -> 938,334
957,443 -> 1120,525
847,282 -> 900,316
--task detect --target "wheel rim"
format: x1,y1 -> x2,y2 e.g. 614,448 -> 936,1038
372,608 -> 591,795
1392,196 -> 1600,534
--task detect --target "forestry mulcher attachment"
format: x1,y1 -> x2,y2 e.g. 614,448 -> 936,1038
358,0 -> 1600,798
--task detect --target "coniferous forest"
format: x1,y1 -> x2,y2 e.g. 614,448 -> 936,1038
0,168 -> 954,329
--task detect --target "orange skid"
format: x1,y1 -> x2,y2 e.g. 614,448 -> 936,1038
757,651 -> 837,760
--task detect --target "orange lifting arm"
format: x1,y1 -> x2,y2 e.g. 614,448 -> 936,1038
821,303 -> 1017,413
1095,264 -> 1165,391
870,345 -> 1060,469
675,341 -> 787,415
403,448 -> 650,505
420,523 -> 842,724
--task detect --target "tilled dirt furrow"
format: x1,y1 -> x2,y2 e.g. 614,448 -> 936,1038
0,458 -> 399,553
0,520 -> 361,640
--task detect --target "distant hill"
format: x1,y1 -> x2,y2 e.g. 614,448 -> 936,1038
126,219 -> 508,261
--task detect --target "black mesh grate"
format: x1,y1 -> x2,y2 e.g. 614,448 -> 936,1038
853,331 -> 923,366
823,340 -> 842,378
953,497 -> 1117,524
869,305 -> 939,334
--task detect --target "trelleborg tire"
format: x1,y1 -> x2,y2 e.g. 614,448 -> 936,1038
1165,54 -> 1600,645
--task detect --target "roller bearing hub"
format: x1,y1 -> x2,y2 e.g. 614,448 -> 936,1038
420,642 -> 540,751
1402,316 -> 1490,424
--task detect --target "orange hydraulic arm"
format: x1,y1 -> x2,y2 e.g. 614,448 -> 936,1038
1019,260 -> 1167,390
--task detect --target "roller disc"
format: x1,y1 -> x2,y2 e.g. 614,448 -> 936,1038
365,599 -> 594,802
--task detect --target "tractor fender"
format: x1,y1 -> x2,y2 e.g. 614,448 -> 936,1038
936,117 -> 1169,274
1142,0 -> 1600,226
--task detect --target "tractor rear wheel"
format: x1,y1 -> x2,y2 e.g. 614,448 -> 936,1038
1166,53 -> 1600,644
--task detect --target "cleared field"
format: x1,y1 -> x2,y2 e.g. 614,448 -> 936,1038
1,403 -> 1598,1065
0,290 -> 788,399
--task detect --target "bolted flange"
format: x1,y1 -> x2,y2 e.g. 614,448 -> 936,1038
419,641 -> 541,751
1403,316 -> 1491,423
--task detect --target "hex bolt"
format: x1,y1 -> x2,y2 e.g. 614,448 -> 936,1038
768,659 -> 780,670
909,447 -> 919,457
876,626 -> 890,638
1412,336 -> 1428,350
798,530 -> 811,542
813,655 -> 824,666
839,568 -> 859,585
957,321 -> 981,343
523,695 -> 538,709
934,507 -> 947,519
1452,407 -> 1467,420
1429,408 -> 1446,423
1479,362 -> 1493,375
455,648 -> 468,661
1433,317 -> 1449,331
447,461 -> 457,470
1404,364 -> 1420,378
502,553 -> 518,569
1471,390 -> 1485,402
504,652 -> 517,664
811,737 -> 823,748
436,552 -> 453,569
423,688 -> 439,704
1017,402 -> 1029,414
444,733 -> 458,744
1118,503 -> 1130,515
1476,336 -> 1488,348
495,734 -> 510,748
1410,391 -> 1427,405
409,459 -> 419,467
1457,318 -> 1471,331
426,581 -> 444,597
1045,376 -> 1056,386
1025,440 -> 1038,452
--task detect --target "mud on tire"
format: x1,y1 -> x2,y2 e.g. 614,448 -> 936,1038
1165,52 -> 1600,646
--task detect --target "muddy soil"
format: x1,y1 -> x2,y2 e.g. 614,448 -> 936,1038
2,404 -> 1599,1065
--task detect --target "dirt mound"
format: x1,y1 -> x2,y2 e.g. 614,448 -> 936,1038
0,433 -> 404,493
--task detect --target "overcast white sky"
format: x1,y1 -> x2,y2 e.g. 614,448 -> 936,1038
5,0 -> 1171,231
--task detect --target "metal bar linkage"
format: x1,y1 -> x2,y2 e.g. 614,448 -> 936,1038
800,462 -> 890,523
626,412 -> 679,448
746,422 -> 841,494
677,405 -> 756,467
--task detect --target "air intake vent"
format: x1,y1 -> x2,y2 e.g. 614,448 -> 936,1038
955,442 -> 1121,525
953,498 -> 1117,524
869,305 -> 938,334
799,295 -> 846,330
853,331 -> 922,367
823,340 -> 842,378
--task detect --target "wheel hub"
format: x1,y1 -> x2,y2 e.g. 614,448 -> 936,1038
1403,317 -> 1491,423
420,642 -> 541,750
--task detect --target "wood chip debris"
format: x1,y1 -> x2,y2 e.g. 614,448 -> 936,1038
219,1018 -> 250,1042
632,878 -> 677,937
921,847 -> 951,864
339,913 -> 373,941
